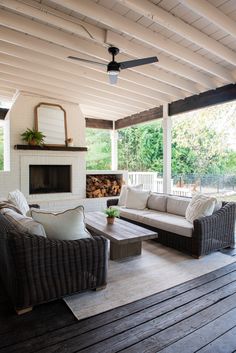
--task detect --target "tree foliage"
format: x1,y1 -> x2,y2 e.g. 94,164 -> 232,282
86,101 -> 236,176
86,128 -> 111,170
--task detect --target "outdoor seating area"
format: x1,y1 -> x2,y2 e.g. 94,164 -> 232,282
1,0 -> 236,352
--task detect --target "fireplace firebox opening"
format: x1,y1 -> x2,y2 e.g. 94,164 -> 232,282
29,165 -> 71,194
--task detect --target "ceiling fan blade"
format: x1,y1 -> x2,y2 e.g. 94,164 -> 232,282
119,56 -> 158,70
67,56 -> 107,67
109,74 -> 118,85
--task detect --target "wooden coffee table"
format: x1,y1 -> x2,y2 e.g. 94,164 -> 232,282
85,212 -> 158,260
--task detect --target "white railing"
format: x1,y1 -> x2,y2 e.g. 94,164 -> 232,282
128,172 -> 192,196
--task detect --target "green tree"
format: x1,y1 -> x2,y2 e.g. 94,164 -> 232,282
86,128 -> 111,170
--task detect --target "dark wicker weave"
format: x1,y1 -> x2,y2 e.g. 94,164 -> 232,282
107,199 -> 236,257
0,214 -> 108,311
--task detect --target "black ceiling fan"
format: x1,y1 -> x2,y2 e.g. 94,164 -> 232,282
68,46 -> 158,84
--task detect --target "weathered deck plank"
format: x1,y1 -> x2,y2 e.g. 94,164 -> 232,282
0,263 -> 236,353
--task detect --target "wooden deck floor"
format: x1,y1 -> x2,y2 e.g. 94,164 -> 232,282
1,262 -> 236,353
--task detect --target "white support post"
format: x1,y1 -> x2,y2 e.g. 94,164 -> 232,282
110,123 -> 118,171
162,103 -> 172,194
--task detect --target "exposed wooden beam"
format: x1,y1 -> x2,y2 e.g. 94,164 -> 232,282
85,118 -> 113,129
0,13 -> 180,101
0,0 -> 105,42
180,0 -> 236,40
0,53 -> 168,105
115,106 -> 163,130
0,69 -> 154,111
117,83 -> 236,128
118,0 -> 236,65
0,108 -> 8,120
0,39 -> 171,103
169,84 -> 236,116
0,0 -> 206,95
51,0 -> 234,82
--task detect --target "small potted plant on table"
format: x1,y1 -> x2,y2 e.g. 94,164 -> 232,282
104,207 -> 120,225
21,128 -> 45,146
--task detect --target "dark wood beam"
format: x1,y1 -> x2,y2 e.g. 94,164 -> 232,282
169,83 -> 236,116
85,118 -> 113,130
115,106 -> 163,130
0,108 -> 8,120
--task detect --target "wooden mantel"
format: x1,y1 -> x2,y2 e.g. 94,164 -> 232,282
14,144 -> 88,152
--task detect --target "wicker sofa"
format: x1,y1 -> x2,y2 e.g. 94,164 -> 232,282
107,193 -> 236,258
0,213 -> 108,314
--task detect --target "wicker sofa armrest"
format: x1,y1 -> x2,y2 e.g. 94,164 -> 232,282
193,202 -> 236,257
107,198 -> 119,207
7,231 -> 108,310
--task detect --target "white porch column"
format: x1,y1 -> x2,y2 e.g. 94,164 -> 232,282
110,126 -> 118,171
162,103 -> 172,194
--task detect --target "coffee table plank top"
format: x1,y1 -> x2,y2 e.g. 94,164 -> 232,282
85,211 -> 158,244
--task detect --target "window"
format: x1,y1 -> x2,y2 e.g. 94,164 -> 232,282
86,128 -> 111,170
171,101 -> 236,200
118,121 -> 163,172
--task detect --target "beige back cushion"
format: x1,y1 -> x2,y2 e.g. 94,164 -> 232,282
118,184 -> 143,206
125,188 -> 150,210
167,196 -> 191,217
147,193 -> 167,212
31,205 -> 91,240
1,208 -> 46,237
185,194 -> 216,223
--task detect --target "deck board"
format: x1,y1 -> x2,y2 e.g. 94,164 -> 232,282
0,262 -> 236,353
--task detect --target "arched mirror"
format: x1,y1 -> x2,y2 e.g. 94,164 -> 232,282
35,103 -> 67,146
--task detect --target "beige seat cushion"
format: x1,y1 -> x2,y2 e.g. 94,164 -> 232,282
119,207 -> 156,222
147,193 -> 167,212
1,208 -> 46,237
167,196 -> 190,217
31,205 -> 91,240
143,212 -> 193,237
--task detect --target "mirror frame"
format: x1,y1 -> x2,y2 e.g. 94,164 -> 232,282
35,102 -> 68,146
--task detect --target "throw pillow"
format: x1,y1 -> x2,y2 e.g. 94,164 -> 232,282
8,189 -> 29,216
118,184 -> 143,206
1,208 -> 46,237
147,193 -> 167,212
185,194 -> 216,223
31,205 -> 92,241
125,188 -> 150,210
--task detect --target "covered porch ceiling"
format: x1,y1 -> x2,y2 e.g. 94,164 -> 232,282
0,0 -> 236,123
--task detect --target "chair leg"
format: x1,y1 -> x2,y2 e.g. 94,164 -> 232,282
16,306 -> 33,315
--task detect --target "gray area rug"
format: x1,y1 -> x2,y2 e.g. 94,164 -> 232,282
64,241 -> 235,320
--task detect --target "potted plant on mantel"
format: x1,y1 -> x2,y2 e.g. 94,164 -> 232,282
104,207 -> 120,225
21,128 -> 45,146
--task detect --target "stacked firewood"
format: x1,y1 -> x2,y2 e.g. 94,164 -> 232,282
86,175 -> 122,198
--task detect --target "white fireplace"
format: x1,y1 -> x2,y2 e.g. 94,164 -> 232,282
20,152 -> 86,201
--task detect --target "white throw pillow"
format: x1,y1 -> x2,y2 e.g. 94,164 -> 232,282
118,184 -> 143,206
31,206 -> 92,240
8,189 -> 29,216
185,194 -> 216,224
1,208 -> 46,237
125,188 -> 150,210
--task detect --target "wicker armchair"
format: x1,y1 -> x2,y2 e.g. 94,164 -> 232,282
0,213 -> 108,314
107,199 -> 235,258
